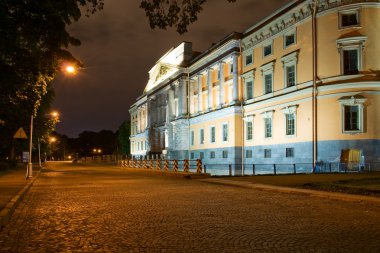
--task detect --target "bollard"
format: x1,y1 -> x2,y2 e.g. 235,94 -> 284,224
204,165 -> 207,173
196,159 -> 202,173
183,159 -> 189,173
173,160 -> 178,172
273,164 -> 277,175
164,160 -> 169,171
150,160 -> 154,170
252,164 -> 255,176
293,164 -> 296,174
229,164 -> 232,176
156,159 -> 161,170
143,160 -> 147,169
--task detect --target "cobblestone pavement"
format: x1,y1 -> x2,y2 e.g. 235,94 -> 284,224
1,163 -> 380,253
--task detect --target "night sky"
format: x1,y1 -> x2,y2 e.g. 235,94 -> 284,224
53,0 -> 292,137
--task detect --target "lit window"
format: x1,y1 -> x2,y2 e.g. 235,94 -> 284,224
246,121 -> 253,140
222,123 -> 229,142
200,129 -> 204,144
210,126 -> 216,143
286,148 -> 294,158
264,149 -> 271,158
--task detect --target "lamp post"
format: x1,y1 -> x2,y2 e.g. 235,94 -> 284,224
26,63 -> 77,179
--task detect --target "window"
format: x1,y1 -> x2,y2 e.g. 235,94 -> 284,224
286,65 -> 296,87
246,149 -> 253,158
264,73 -> 273,94
337,36 -> 366,76
245,53 -> 253,66
191,131 -> 195,146
286,148 -> 294,158
210,151 -> 215,159
246,80 -> 253,100
190,152 -> 195,159
200,129 -> 204,144
263,43 -> 272,57
340,11 -> 359,28
222,123 -> 229,142
284,31 -> 296,48
230,63 -> 234,74
246,121 -> 253,140
339,95 -> 366,133
217,68 -> 221,80
343,49 -> 358,75
222,150 -> 228,158
210,126 -> 216,143
200,152 -> 204,159
264,118 -> 272,138
286,113 -> 295,136
344,105 -> 359,131
264,149 -> 271,158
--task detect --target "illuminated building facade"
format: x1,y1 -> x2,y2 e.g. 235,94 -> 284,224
130,0 -> 380,167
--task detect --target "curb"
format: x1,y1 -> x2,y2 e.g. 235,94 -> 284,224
0,170 -> 40,230
120,167 -> 211,179
200,178 -> 380,205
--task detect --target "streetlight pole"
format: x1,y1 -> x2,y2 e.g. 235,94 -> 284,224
27,115 -> 33,179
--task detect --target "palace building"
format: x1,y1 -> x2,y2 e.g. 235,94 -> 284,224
129,0 -> 380,169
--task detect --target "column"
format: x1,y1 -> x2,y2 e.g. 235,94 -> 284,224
232,52 -> 239,103
207,68 -> 212,110
178,78 -> 187,116
182,79 -> 187,116
197,73 -> 202,113
168,87 -> 174,119
219,61 -> 225,107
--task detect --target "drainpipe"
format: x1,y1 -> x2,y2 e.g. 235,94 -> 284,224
312,0 -> 319,171
239,39 -> 245,174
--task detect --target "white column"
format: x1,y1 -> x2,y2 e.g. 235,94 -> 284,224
179,78 -> 187,116
232,53 -> 239,103
219,61 -> 225,107
197,74 -> 202,113
207,68 -> 212,110
168,87 -> 174,119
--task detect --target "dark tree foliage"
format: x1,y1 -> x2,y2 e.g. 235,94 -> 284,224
117,121 -> 131,156
140,0 -> 236,34
0,0 -> 103,159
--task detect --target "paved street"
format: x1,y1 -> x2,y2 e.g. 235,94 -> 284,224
1,162 -> 380,252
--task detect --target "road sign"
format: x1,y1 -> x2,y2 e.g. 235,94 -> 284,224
14,127 -> 28,139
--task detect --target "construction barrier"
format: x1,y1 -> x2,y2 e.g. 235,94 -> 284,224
173,160 -> 178,172
196,159 -> 202,173
183,159 -> 189,173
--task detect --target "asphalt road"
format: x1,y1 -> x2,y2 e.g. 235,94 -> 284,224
1,162 -> 380,252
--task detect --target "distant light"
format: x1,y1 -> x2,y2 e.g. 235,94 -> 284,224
50,137 -> 57,143
97,149 -> 102,153
66,65 -> 76,74
68,155 -> 72,159
51,111 -> 59,118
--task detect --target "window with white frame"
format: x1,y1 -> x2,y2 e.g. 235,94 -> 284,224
200,128 -> 205,144
244,51 -> 253,66
200,152 -> 204,159
263,42 -> 273,57
210,151 -> 215,159
259,62 -> 274,95
210,126 -> 216,143
281,51 -> 298,88
190,130 -> 195,146
286,147 -> 294,158
246,80 -> 254,100
284,29 -> 296,48
261,111 -> 274,138
222,150 -> 228,158
246,149 -> 253,158
264,149 -> 271,158
339,10 -> 360,28
282,105 -> 298,137
337,36 -> 366,76
339,95 -> 366,133
222,123 -> 229,142
190,152 -> 194,159
246,121 -> 253,140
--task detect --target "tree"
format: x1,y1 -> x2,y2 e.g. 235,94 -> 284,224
140,0 -> 236,34
0,0 -> 103,160
117,121 -> 131,156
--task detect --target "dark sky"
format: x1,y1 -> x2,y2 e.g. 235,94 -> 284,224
53,0 -> 292,138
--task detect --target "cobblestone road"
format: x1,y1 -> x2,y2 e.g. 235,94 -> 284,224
1,163 -> 380,252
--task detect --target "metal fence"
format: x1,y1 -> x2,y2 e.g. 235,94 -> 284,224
203,162 -> 380,176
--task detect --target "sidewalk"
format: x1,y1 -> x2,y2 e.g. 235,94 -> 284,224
0,165 -> 40,228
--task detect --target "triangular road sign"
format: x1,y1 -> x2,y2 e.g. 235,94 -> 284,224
14,127 -> 28,139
